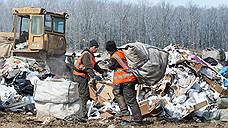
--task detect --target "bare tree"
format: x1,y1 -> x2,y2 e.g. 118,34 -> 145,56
1,0 -> 228,50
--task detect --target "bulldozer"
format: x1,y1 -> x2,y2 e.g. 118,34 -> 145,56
0,7 -> 68,76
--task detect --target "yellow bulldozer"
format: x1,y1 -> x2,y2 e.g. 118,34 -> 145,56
0,7 -> 69,76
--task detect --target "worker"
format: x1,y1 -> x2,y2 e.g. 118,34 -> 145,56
72,39 -> 106,121
105,40 -> 143,125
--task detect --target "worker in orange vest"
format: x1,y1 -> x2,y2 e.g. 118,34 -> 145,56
73,39 -> 106,121
105,40 -> 143,126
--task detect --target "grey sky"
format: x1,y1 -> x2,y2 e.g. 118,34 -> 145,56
162,0 -> 228,7
120,0 -> 228,7
0,0 -> 227,7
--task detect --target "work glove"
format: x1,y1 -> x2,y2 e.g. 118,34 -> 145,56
94,75 -> 102,81
89,76 -> 102,85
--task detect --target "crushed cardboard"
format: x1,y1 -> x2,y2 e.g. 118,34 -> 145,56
89,82 -> 114,105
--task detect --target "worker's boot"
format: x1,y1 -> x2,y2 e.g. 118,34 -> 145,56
115,111 -> 130,118
113,87 -> 130,118
130,120 -> 144,126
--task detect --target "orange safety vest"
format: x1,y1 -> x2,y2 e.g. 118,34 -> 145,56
73,50 -> 96,78
112,50 -> 137,85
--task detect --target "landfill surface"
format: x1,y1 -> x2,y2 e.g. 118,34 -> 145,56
1,112 -> 228,128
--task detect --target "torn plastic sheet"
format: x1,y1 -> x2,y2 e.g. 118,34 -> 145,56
164,103 -> 189,120
0,84 -> 18,106
200,67 -> 218,80
100,102 -> 120,113
16,42 -> 28,50
0,84 -> 35,112
87,100 -> 101,120
7,96 -> 35,112
203,98 -> 228,121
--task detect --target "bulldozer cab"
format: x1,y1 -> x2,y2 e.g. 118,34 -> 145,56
12,7 -> 68,56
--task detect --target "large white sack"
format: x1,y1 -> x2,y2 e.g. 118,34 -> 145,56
35,100 -> 82,119
33,79 -> 79,104
122,42 -> 169,86
33,79 -> 82,119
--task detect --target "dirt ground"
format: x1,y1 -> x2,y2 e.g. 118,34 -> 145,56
0,112 -> 228,128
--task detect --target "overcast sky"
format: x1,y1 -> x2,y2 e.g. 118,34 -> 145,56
0,0 -> 227,8
162,0 -> 227,7
118,0 -> 228,7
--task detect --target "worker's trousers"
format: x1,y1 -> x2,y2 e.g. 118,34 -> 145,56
112,82 -> 142,121
73,75 -> 89,118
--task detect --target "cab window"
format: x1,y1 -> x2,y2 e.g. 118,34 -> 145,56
53,17 -> 64,33
19,16 -> 29,43
45,14 -> 65,34
31,16 -> 43,35
44,15 -> 52,31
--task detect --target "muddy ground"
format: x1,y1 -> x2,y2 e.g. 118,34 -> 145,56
0,112 -> 228,128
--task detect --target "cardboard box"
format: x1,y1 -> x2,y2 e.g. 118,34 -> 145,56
89,83 -> 114,105
139,100 -> 151,116
188,100 -> 208,113
139,100 -> 163,117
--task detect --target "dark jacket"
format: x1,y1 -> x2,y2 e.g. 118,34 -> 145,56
80,48 -> 105,78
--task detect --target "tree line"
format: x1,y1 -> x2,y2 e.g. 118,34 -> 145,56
0,0 -> 228,51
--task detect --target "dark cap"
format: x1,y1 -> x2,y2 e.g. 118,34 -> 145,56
105,40 -> 117,52
89,39 -> 99,48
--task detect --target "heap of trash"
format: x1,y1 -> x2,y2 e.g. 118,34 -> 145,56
0,56 -> 49,114
0,42 -> 228,123
88,43 -> 228,122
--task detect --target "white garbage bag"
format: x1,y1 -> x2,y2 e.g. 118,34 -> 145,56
34,79 -> 79,103
33,79 -> 82,119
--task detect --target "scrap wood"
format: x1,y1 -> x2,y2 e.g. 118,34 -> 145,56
176,101 -> 209,119
187,100 -> 208,113
202,75 -> 224,94
184,61 -> 202,74
139,100 -> 150,116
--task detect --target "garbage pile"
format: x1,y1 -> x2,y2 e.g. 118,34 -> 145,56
88,44 -> 228,122
0,56 -> 52,114
1,43 -> 228,123
146,44 -> 228,121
